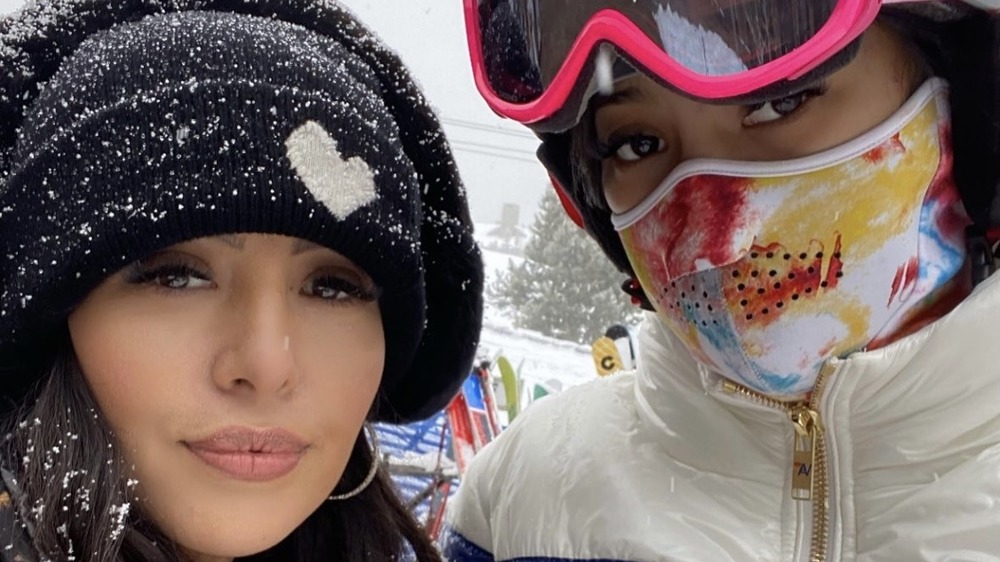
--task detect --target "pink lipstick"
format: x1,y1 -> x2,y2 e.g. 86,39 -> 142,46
185,427 -> 307,482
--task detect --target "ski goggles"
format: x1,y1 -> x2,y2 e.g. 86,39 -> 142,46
464,0 -> 935,130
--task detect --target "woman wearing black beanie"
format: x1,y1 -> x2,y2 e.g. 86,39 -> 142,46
0,1 -> 483,560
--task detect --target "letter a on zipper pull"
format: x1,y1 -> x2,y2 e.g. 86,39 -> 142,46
790,406 -> 819,501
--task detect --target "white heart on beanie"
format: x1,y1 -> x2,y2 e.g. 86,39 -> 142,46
285,120 -> 378,220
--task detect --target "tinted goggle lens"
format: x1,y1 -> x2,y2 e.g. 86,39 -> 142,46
477,0 -> 841,104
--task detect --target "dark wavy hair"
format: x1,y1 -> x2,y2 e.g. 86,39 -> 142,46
0,335 -> 443,562
555,9 -> 1000,285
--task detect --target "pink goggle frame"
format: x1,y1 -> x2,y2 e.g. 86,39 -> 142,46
464,0 -> 927,125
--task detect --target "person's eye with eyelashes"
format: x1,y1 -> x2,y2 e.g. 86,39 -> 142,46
123,255 -> 214,292
593,132 -> 667,163
301,269 -> 380,304
742,84 -> 828,127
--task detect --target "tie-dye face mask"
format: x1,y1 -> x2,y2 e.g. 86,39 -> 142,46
612,78 -> 969,398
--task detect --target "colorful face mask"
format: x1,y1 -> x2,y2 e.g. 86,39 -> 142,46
613,79 -> 969,398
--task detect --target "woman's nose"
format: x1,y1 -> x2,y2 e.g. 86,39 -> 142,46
211,285 -> 298,398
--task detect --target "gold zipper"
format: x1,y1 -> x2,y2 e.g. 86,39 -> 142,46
789,404 -> 820,501
722,363 -> 836,562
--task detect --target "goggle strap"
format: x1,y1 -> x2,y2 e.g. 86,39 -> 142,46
552,176 -> 586,230
537,139 -> 585,229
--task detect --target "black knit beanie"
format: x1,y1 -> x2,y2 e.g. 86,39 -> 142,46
0,0 -> 483,422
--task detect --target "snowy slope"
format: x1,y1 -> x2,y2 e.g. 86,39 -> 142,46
476,243 -> 596,391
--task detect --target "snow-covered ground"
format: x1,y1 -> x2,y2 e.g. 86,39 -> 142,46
475,240 -> 596,392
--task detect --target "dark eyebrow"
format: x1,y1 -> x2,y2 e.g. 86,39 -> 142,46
292,238 -> 323,255
208,235 -> 323,255
591,86 -> 645,113
215,234 -> 245,250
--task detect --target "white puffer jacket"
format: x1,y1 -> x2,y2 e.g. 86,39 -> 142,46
443,272 -> 1000,561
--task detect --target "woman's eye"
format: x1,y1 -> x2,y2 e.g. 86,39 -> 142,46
743,87 -> 823,126
602,134 -> 666,162
126,264 -> 213,290
303,275 -> 378,304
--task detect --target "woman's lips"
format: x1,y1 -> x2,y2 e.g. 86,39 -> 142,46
184,427 -> 308,482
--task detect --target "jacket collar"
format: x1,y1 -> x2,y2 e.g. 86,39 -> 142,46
635,270 -> 1000,432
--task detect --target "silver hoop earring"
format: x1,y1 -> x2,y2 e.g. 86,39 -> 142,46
328,425 -> 380,501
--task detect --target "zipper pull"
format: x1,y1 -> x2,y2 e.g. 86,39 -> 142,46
789,406 -> 819,501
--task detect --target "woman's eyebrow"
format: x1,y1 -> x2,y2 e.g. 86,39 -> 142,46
292,238 -> 323,255
207,235 -> 321,254
592,86 -> 645,112
214,234 -> 246,250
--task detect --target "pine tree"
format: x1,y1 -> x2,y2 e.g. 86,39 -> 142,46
490,190 -> 640,344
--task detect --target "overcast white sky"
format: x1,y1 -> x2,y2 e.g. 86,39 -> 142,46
0,0 -> 550,224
